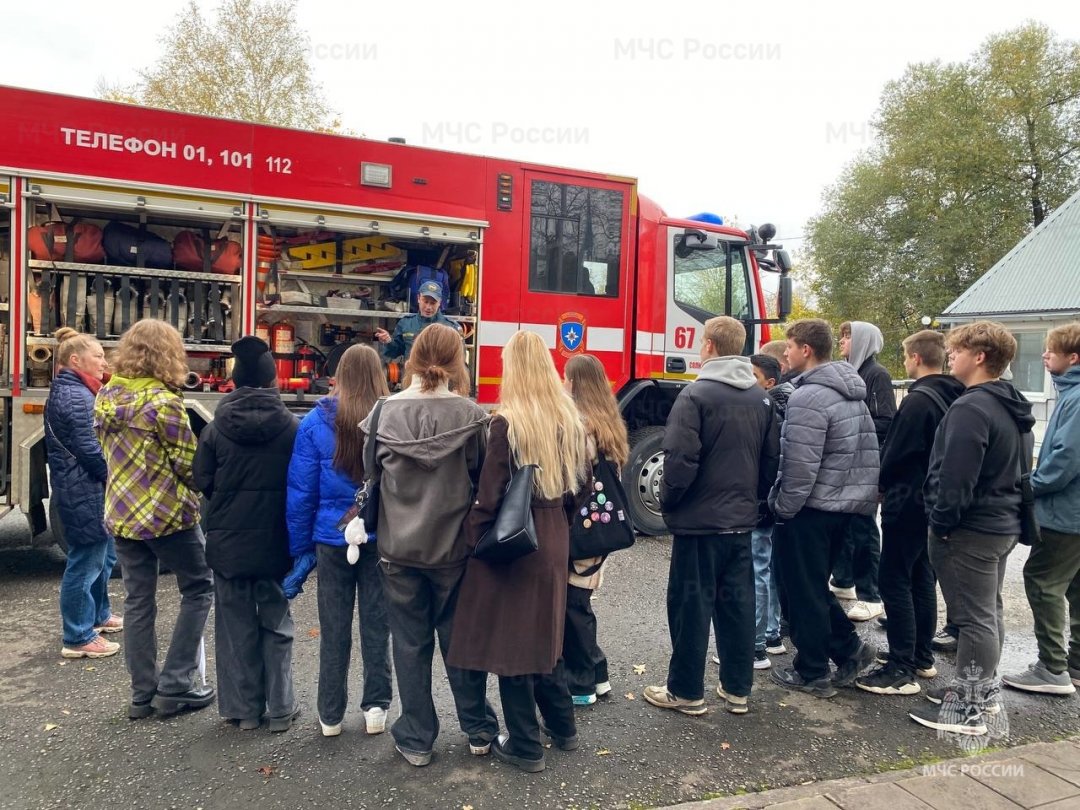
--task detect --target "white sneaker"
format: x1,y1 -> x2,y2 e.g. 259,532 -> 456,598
320,719 -> 342,737
829,581 -> 857,600
847,601 -> 885,622
364,706 -> 387,735
595,680 -> 612,697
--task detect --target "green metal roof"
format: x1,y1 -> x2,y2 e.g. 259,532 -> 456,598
943,188 -> 1080,319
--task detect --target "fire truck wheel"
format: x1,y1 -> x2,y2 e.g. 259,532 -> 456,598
49,500 -> 123,578
623,427 -> 669,537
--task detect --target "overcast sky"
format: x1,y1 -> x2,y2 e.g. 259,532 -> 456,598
6,0 -> 1080,257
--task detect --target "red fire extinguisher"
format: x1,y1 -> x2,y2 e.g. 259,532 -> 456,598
255,319 -> 271,344
296,344 -> 318,378
271,320 -> 295,354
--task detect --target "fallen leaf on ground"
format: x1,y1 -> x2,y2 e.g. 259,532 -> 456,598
307,628 -> 320,638
720,742 -> 731,750
257,766 -> 275,777
83,666 -> 96,672
632,664 -> 646,675
463,805 -> 474,810
43,724 -> 59,731
597,749 -> 612,756
624,692 -> 635,701
778,702 -> 788,707
61,710 -> 71,716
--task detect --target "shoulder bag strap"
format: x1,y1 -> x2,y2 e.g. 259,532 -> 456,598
363,397 -> 387,479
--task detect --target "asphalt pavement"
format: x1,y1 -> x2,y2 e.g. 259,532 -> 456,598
1,511 -> 1078,810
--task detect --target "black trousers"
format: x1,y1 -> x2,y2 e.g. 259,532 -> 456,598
563,584 -> 609,696
878,510 -> 937,673
381,561 -> 499,754
497,660 -> 576,761
831,512 -> 882,601
776,508 -> 862,682
666,533 -> 754,700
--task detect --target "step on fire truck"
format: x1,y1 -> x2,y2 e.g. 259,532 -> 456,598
0,85 -> 791,544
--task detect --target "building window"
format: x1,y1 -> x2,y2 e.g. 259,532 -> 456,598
1011,331 -> 1046,393
528,181 -> 623,296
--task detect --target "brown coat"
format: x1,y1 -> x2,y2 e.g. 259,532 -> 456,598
446,416 -> 578,677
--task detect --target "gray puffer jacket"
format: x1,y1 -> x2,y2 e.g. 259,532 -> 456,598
768,361 -> 879,519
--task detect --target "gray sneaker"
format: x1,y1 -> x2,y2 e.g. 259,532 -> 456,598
1002,661 -> 1077,695
1070,666 -> 1080,688
931,628 -> 958,652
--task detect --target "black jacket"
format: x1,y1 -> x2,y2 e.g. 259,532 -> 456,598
879,374 -> 965,525
193,387 -> 299,580
859,357 -> 897,448
661,356 -> 780,534
923,381 -> 1035,537
44,369 -> 110,546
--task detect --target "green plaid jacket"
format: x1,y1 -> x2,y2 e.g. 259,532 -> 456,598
94,375 -> 200,540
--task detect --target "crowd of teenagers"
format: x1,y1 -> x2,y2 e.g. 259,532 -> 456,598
44,312 -> 1079,772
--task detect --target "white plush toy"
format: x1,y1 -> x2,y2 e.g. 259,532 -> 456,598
344,516 -> 368,564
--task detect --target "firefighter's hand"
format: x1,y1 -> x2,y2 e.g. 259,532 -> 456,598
374,328 -> 391,344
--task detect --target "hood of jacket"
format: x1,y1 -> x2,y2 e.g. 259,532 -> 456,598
910,372 -> 966,402
1052,363 -> 1080,394
696,355 -> 757,389
968,380 -> 1036,433
848,321 -> 884,371
96,375 -> 173,436
796,361 -> 867,402
376,396 -> 489,470
214,386 -> 296,446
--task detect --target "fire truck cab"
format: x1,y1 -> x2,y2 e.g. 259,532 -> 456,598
0,86 -> 790,544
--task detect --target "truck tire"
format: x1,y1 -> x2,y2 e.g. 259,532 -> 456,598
622,427 -> 669,536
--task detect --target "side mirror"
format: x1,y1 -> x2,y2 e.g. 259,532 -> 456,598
775,249 -> 792,274
778,275 -> 793,320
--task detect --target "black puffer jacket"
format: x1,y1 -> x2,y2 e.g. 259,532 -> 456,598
661,356 -> 779,534
193,387 -> 299,580
924,381 -> 1035,537
44,369 -> 110,546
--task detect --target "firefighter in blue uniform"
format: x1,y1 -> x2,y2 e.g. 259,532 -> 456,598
374,280 -> 462,362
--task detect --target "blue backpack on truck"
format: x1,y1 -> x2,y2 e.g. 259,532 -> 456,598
389,264 -> 451,312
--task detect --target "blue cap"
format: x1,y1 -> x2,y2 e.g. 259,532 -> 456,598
418,280 -> 443,303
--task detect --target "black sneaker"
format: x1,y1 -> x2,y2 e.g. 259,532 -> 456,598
908,701 -> 987,736
492,734 -> 545,773
856,663 -> 920,695
266,706 -> 301,733
128,699 -> 154,720
539,723 -> 579,751
931,629 -> 958,652
876,616 -> 888,630
753,650 -> 772,670
765,637 -> 786,655
925,685 -> 1001,715
151,686 -> 215,717
770,665 -> 837,698
833,642 -> 876,687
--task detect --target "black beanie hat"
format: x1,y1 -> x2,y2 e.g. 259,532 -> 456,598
231,336 -> 277,388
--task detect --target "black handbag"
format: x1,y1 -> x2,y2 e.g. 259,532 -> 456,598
472,462 -> 540,563
570,453 -> 636,560
336,398 -> 387,532
1017,430 -> 1041,546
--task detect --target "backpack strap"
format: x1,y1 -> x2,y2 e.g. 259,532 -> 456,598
910,386 -> 949,417
363,397 -> 388,478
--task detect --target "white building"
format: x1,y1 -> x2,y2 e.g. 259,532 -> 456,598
940,187 -> 1080,443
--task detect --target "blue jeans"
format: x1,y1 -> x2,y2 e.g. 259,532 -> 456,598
60,537 -> 117,646
752,526 -> 780,650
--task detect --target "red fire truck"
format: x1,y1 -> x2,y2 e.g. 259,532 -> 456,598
0,85 -> 791,542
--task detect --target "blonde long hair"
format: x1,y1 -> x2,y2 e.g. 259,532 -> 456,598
565,354 -> 629,468
498,330 -> 588,500
111,320 -> 188,387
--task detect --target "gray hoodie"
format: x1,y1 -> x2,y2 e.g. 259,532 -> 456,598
361,383 -> 489,568
768,361 -> 880,519
847,321 -> 884,371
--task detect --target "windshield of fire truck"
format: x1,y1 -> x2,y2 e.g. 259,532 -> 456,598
672,240 -> 751,323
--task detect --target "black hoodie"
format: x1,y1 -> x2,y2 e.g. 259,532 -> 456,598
193,387 -> 300,580
879,374 -> 966,525
923,380 -> 1035,538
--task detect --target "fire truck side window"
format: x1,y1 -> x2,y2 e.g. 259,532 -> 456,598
528,181 -> 622,296
673,241 -> 751,323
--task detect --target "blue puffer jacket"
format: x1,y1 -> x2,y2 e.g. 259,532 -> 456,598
44,369 -> 110,546
1033,364 -> 1080,535
286,396 -> 364,557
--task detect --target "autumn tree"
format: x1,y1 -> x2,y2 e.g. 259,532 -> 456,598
805,22 -> 1080,372
97,0 -> 338,131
